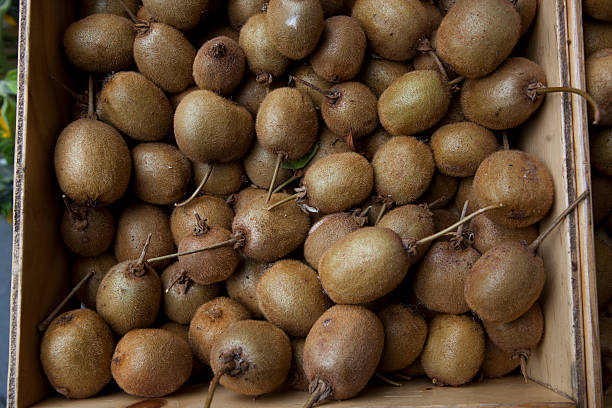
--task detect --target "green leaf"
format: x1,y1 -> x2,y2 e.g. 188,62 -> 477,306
281,144 -> 320,170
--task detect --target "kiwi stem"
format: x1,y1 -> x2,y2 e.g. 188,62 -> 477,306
535,86 -> 601,124
375,372 -> 402,387
137,233 -> 153,265
449,76 -> 465,86
289,75 -> 340,104
428,51 -> 448,83
520,354 -> 528,383
272,172 -> 301,195
374,202 -> 387,225
146,238 -> 239,264
266,153 -> 285,204
37,271 -> 94,332
393,373 -> 412,381
358,205 -> 372,218
175,163 -> 215,207
265,192 -> 302,211
204,366 -> 230,408
87,75 -> 94,120
527,189 -> 589,252
165,271 -> 186,294
455,200 -> 470,239
502,131 -> 510,150
118,0 -> 139,24
426,196 -> 446,209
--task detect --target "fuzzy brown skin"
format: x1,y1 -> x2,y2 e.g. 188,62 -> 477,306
437,94 -> 467,128
321,0 -> 343,16
111,329 -> 192,397
420,173 -> 459,209
377,304 -> 428,371
158,322 -> 204,378
131,143 -> 192,206
596,229 -> 612,308
591,128 -> 612,176
318,227 -> 409,304
378,204 -> 435,263
266,0 -> 324,60
304,213 -> 362,269
178,226 -> 240,285
71,254 -> 116,310
431,122 -> 498,177
243,141 -> 292,189
586,49 -> 612,125
473,150 -> 554,228
322,82 -> 378,139
174,89 -> 254,163
483,302 -> 543,353
584,21 -> 612,56
232,192 -> 311,261
63,14 -> 134,73
170,195 -> 234,245
372,136 -> 435,205
225,255 -> 269,318
188,297 -> 251,365
304,126 -> 351,172
421,314 -> 485,386
414,242 -> 480,314
465,241 -> 545,323
239,14 -> 290,78
412,52 -> 457,79
233,187 -> 267,215
60,205 -> 114,257
114,203 -> 175,269
257,260 -> 332,337
194,36 -> 246,95
161,262 -> 221,325
516,0 -> 537,37
460,58 -> 547,130
378,71 -> 451,135
293,65 -> 334,109
192,161 -> 244,195
289,339 -> 309,390
96,260 -> 162,335
303,305 -> 384,400
256,87 -> 318,160
470,213 -> 539,254
433,208 -> 459,231
134,22 -> 196,93
421,0 -> 442,34
80,0 -> 139,17
234,75 -> 280,116
228,0 -> 267,29
592,174 -> 612,225
142,0 -> 208,30
359,57 -> 412,98
584,0 -> 612,22
54,119 -> 131,205
352,0 -> 428,61
481,338 -> 520,378
437,0 -> 520,78
362,128 -> 391,159
454,176 -> 480,214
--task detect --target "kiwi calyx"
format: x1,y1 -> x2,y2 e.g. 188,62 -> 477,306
210,42 -> 228,58
205,347 -> 250,408
164,269 -> 193,295
511,349 -> 530,383
304,379 -> 333,408
192,213 -> 210,236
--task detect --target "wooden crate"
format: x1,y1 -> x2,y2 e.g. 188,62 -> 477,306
7,0 -> 601,406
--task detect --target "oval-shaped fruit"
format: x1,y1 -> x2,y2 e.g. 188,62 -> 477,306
142,0 -> 208,30
60,205 -> 114,257
359,57 -> 412,98
304,212 -> 362,269
321,82 -> 378,139
584,20 -> 612,56
584,0 -> 612,22
470,213 -> 538,254
239,14 -> 290,78
377,304 -> 427,372
193,36 -> 246,95
292,65 -> 333,109
591,128 -> 612,176
243,141 -> 293,189
481,338 -> 520,378
586,49 -> 612,126
289,339 -> 308,391
378,204 -> 435,264
192,161 -> 245,195
483,302 -> 544,352
71,254 -> 116,310
225,256 -> 268,318
420,173 -> 459,209
170,195 -> 234,245
228,0 -> 267,29
304,126 -> 352,171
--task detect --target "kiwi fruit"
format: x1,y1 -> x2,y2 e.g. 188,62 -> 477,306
188,296 -> 251,365
198,26 -> 241,46
111,328 -> 192,397
584,20 -> 612,57
318,227 -> 409,304
321,0 -> 344,16
170,195 -> 234,244
421,0 -> 443,34
420,173 -> 459,209
131,143 -> 192,205
455,176 -> 480,214
481,338 -> 520,378
193,36 -> 246,95
234,75 -> 279,116
134,22 -> 196,93
239,14 -> 290,78
359,56 -> 412,98
243,141 -> 293,189
584,0 -> 612,22
320,81 -> 378,139
304,212 -> 363,269
192,161 -> 245,195
60,202 -> 114,257
161,262 -> 221,324
460,58 -> 547,130
421,314 -> 485,385
233,187 -> 267,214
289,338 -> 309,391
292,65 -> 334,109
473,150 -> 553,228
591,128 -> 612,176
63,14 -> 135,73
483,302 -> 544,353
225,255 -> 269,318
362,128 -> 391,159
378,71 -> 451,136
352,0 -> 429,61
470,213 -> 539,254
516,0 -> 537,37
378,204 -> 435,263
228,0 -> 267,29
174,89 -> 254,163
304,126 -> 352,171
303,305 -> 384,403
437,93 -> 467,127
54,118 -> 131,205
158,321 -> 204,378
372,136 -> 435,205
586,49 -> 612,125
142,0 -> 208,30
377,304 -> 428,372
436,0 -> 521,78
80,0 -> 139,17
71,254 -> 117,310
592,174 -> 612,225
432,208 -> 460,231
101,71 -> 174,142
171,86 -> 198,109
430,122 -> 498,177
596,228 -> 612,308
265,0 -> 325,60
412,52 -> 457,80
137,5 -> 154,21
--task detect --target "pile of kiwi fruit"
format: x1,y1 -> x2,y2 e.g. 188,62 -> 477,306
41,0 -> 597,406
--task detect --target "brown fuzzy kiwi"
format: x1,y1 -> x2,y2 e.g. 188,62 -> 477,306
437,0 -> 456,13
63,14 -> 135,73
455,176 -> 479,214
158,322 -> 203,378
319,81 -> 378,139
142,0 -> 208,30
431,122 -> 498,177
584,20 -> 612,57
592,174 -> 612,225
234,75 -> 280,116
473,150 -> 553,228
321,0 -> 343,16
483,302 -> 544,353
421,0 -> 443,34
193,36 -> 246,95
378,204 -> 435,263
71,254 -> 117,310
378,71 -> 451,136
359,57 -> 412,98
225,255 -> 269,318
436,0 -> 521,78
352,0 -> 429,61
54,118 -> 131,205
256,260 -> 332,337
310,16 -> 366,82
420,173 -> 459,209
587,49 -> 612,125
40,309 -> 114,398
421,314 -> 485,386
111,328 -> 192,397
233,187 -> 268,214
265,0 -> 325,60
228,0 -> 267,29
131,143 -> 192,205
481,338 -> 520,378
304,126 -> 351,171
470,213 -> 539,254
161,262 -> 221,324
584,0 -> 612,22
516,0 -> 537,37
362,128 -> 391,160
591,128 -> 612,176
80,0 -> 139,17
289,338 -> 309,391
134,22 -> 196,93
460,58 -> 547,130
188,297 -> 251,365
293,65 -> 333,109
318,227 -> 409,304
596,228 -> 612,308
239,14 -> 290,78
60,201 -> 114,257
243,141 -> 293,189
192,160 -> 245,195
372,136 -> 435,205
302,305 -> 384,404
377,304 -> 428,372
413,241 -> 480,314
412,52 -> 457,80
170,195 -> 234,244
304,212 -> 362,269
432,208 -> 459,231
136,5 -> 154,21
114,203 -> 175,269
101,71 -> 173,142
174,89 -> 254,163
437,93 -> 467,127
171,86 -> 198,109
